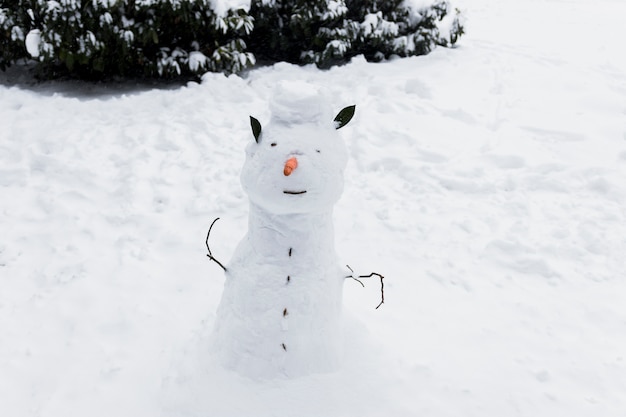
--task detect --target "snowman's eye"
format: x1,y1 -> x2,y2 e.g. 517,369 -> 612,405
316,149 -> 321,153
271,143 -> 277,147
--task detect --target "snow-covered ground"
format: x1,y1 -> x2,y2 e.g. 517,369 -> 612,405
2,0 -> 626,415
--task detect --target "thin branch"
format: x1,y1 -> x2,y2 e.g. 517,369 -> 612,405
345,265 -> 365,287
206,217 -> 227,272
346,265 -> 385,309
352,276 -> 365,287
373,273 -> 385,309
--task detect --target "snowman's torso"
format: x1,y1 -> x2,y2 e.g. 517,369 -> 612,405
212,207 -> 345,378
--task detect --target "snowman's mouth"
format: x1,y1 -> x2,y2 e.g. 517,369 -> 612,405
283,190 -> 307,195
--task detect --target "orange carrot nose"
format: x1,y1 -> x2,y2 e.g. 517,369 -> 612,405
284,157 -> 298,176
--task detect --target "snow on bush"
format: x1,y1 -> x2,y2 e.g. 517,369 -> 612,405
249,0 -> 464,68
0,0 -> 254,79
0,0 -> 462,79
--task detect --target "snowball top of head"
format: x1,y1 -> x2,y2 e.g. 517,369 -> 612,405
268,81 -> 334,126
241,82 -> 353,215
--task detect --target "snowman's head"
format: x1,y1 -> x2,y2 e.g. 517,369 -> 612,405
241,82 -> 355,215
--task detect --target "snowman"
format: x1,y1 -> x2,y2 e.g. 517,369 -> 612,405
209,81 -> 371,378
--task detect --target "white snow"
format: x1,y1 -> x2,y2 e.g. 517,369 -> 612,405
25,29 -> 41,58
402,0 -> 438,14
210,0 -> 251,17
2,0 -> 626,416
188,51 -> 208,72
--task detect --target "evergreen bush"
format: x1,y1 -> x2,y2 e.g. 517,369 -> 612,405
0,0 -> 463,80
249,0 -> 464,68
0,0 -> 254,79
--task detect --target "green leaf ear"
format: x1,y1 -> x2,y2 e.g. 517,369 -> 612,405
250,116 -> 262,143
333,105 -> 356,130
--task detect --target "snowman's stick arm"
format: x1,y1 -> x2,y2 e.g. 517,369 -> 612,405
206,217 -> 227,272
345,265 -> 385,309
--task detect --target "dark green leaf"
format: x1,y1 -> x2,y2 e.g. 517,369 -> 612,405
250,115 -> 262,143
65,53 -> 74,71
333,105 -> 356,130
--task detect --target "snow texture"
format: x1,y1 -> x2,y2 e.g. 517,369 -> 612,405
1,0 -> 626,416
212,81 -> 349,378
210,0 -> 251,17
402,0 -> 437,11
25,29 -> 41,58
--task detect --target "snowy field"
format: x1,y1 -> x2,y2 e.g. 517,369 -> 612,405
2,0 -> 626,416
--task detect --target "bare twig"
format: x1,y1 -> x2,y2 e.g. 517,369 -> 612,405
346,265 -> 385,309
345,265 -> 365,287
206,218 -> 227,272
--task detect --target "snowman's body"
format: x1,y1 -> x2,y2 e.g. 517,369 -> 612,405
211,83 -> 352,378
